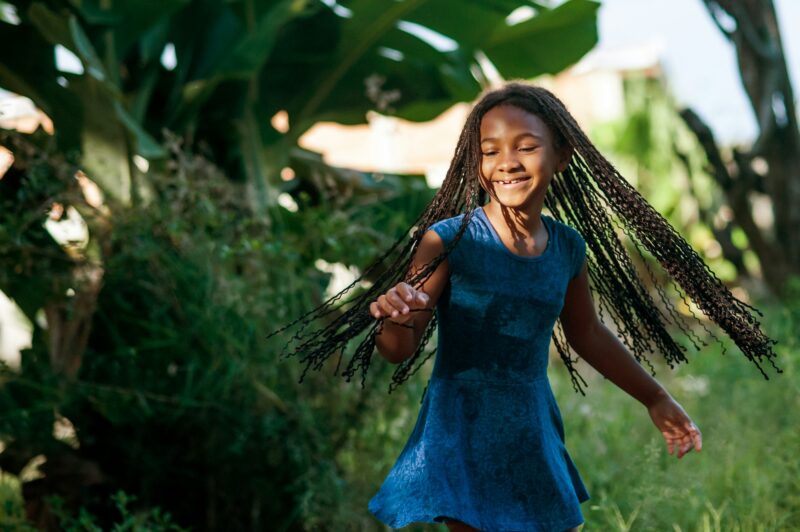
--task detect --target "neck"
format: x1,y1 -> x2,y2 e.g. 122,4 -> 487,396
483,200 -> 544,238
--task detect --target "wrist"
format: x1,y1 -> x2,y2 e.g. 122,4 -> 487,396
385,317 -> 415,330
643,387 -> 670,409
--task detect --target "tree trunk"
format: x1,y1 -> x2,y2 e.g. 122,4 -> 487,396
680,0 -> 800,297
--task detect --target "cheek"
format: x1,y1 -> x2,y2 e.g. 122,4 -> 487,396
479,158 -> 492,180
478,161 -> 495,194
530,157 -> 554,178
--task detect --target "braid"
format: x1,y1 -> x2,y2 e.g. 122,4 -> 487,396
267,80 -> 782,395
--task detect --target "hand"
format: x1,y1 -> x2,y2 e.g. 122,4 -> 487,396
646,393 -> 702,459
369,282 -> 430,325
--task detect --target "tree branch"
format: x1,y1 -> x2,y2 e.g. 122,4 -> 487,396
678,106 -> 785,293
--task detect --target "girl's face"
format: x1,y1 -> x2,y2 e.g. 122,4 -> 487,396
478,104 -> 570,211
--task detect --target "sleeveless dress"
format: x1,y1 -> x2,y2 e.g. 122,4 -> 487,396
368,206 -> 591,532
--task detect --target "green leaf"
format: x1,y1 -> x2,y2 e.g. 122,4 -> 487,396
170,0 -> 310,126
28,3 -> 113,89
67,14 -> 109,84
286,0 -> 598,133
484,0 -> 600,77
0,23 -> 84,151
217,0 -> 315,79
68,0 -> 191,60
113,100 -> 167,159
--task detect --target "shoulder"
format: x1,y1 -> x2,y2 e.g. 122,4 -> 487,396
427,213 -> 468,246
547,215 -> 584,246
547,216 -> 586,266
547,216 -> 587,280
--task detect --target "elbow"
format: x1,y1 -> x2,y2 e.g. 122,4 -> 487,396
375,346 -> 412,365
381,353 -> 404,365
375,329 -> 420,364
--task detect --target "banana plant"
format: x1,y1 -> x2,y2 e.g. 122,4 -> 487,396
0,0 -> 599,209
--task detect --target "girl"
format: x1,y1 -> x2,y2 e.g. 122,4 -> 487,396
268,81 -> 781,531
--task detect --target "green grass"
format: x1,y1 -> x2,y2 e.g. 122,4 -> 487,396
552,298 -> 800,531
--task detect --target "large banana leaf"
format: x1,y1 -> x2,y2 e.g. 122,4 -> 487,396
288,0 -> 599,127
0,0 -> 600,207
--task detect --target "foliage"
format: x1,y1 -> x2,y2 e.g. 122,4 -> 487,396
47,490 -> 187,532
0,129 -> 80,325
4,289 -> 798,530
555,283 -> 800,531
576,85 -> 797,530
685,0 -> 800,298
0,0 -> 607,528
0,127 -> 436,529
589,74 -> 768,294
1,471 -> 36,531
0,0 -> 600,209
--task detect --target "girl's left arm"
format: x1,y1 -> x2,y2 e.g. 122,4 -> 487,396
559,261 -> 703,459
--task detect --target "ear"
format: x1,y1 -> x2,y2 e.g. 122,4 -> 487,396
556,145 -> 574,173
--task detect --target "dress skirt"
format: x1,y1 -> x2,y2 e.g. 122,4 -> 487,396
368,374 -> 590,532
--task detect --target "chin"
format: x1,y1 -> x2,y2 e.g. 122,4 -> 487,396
489,190 -> 536,209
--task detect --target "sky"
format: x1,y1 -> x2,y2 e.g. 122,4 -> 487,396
596,0 -> 800,144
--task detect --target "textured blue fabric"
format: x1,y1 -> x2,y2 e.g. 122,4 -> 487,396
368,206 -> 590,531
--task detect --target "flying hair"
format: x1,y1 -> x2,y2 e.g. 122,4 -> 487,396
265,80 -> 782,396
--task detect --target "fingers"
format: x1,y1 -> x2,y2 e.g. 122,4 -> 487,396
664,421 -> 702,459
395,282 -> 415,304
377,291 -> 406,319
689,422 -> 702,452
677,432 -> 693,459
370,295 -> 400,319
651,398 -> 702,459
370,283 -> 430,320
387,288 -> 409,317
664,434 -> 688,459
678,421 -> 702,458
396,282 -> 430,307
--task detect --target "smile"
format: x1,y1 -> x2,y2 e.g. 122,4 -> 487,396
495,176 -> 531,186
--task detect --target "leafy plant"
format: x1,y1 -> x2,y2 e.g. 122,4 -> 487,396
0,0 -> 599,209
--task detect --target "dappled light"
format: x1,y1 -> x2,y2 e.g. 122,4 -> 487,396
0,0 -> 798,530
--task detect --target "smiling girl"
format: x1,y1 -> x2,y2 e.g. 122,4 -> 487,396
268,81 -> 780,531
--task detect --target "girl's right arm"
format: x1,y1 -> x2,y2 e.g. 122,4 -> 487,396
370,228 -> 450,364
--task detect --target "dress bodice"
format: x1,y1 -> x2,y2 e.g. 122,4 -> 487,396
429,206 -> 586,383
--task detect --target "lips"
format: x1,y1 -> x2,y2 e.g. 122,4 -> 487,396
494,176 -> 531,186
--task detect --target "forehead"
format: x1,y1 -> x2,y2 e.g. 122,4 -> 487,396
479,104 -> 550,141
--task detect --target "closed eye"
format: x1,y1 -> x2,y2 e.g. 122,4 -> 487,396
482,146 -> 537,156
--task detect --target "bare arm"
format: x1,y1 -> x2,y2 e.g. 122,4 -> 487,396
559,261 -> 667,406
559,261 -> 703,458
371,229 -> 450,364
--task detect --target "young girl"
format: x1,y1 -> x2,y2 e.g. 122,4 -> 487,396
269,81 -> 781,531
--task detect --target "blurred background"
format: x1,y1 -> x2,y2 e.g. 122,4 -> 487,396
0,0 -> 798,530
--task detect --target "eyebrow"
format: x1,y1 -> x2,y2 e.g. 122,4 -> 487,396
480,132 -> 543,144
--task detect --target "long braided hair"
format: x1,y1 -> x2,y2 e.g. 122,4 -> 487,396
266,80 -> 782,395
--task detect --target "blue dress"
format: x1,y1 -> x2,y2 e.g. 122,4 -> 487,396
368,206 -> 591,532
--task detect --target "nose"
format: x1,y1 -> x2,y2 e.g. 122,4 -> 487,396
496,148 -> 522,172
